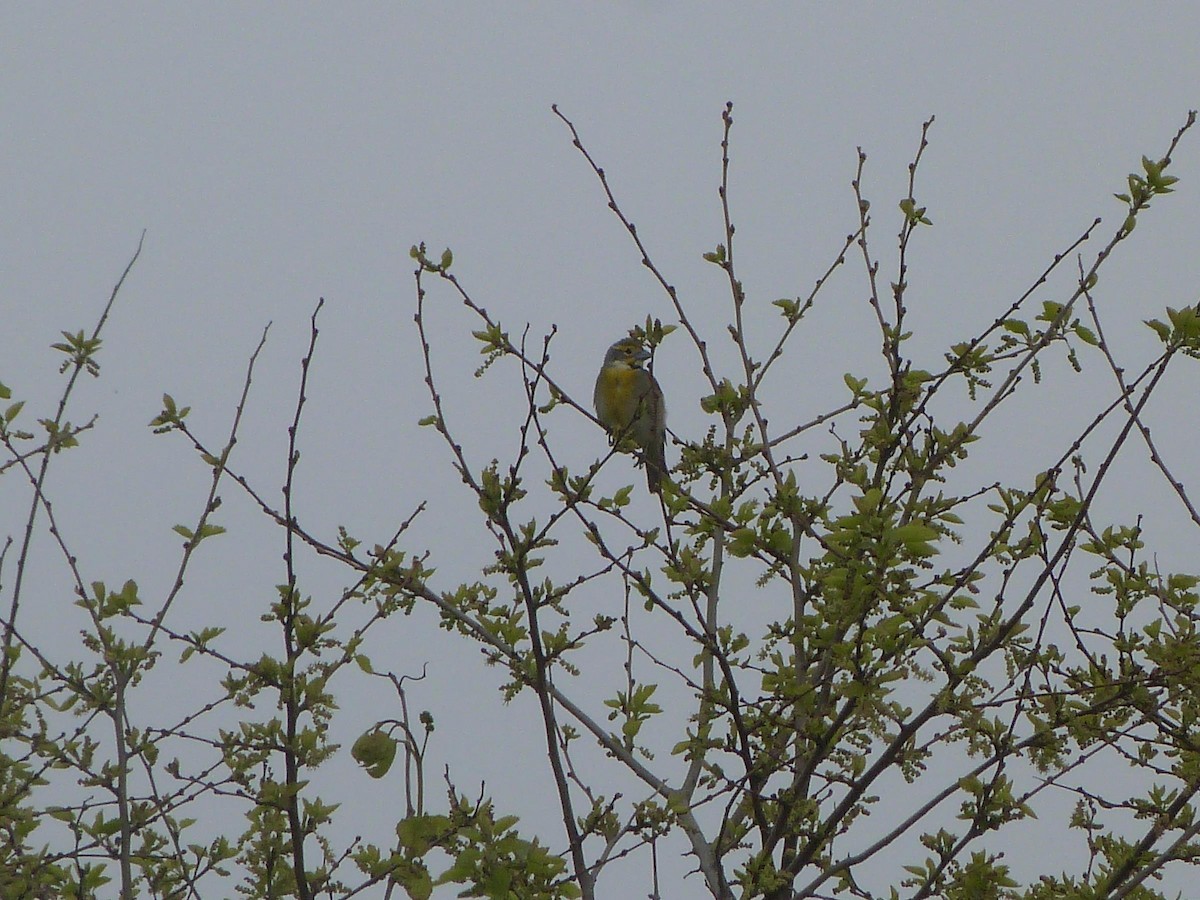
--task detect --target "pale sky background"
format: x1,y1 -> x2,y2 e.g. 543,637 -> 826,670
4,5 -> 1200,898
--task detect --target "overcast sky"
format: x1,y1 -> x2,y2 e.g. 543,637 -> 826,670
4,5 -> 1200,897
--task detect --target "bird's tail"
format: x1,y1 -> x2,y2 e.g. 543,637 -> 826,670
645,449 -> 666,495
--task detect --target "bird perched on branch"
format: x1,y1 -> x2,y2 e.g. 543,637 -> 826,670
594,337 -> 667,494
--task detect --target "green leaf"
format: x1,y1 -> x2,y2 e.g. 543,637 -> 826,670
352,729 -> 398,779
893,523 -> 939,545
729,528 -> 758,558
1144,318 -> 1170,342
773,297 -> 798,319
1039,301 -> 1064,322
1002,320 -> 1029,337
395,814 -> 452,854
396,867 -> 434,900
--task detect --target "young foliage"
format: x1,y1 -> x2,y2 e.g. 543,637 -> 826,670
3,110 -> 1200,900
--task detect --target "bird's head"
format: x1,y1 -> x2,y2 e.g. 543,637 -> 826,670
603,339 -> 650,369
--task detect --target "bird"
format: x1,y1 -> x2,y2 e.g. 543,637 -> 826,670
593,337 -> 667,494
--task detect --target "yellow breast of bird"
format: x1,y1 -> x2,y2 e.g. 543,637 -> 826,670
597,365 -> 643,427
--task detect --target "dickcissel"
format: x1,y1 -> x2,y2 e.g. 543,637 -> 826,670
594,337 -> 667,494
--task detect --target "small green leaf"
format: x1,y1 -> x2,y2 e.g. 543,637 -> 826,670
893,523 -> 939,545
396,814 -> 453,854
1144,318 -> 1170,342
1002,320 -> 1029,337
772,297 -> 799,319
352,729 -> 398,779
1039,301 -> 1064,323
844,373 -> 868,394
729,528 -> 758,557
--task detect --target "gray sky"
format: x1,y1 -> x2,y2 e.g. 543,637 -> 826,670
4,5 -> 1200,897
